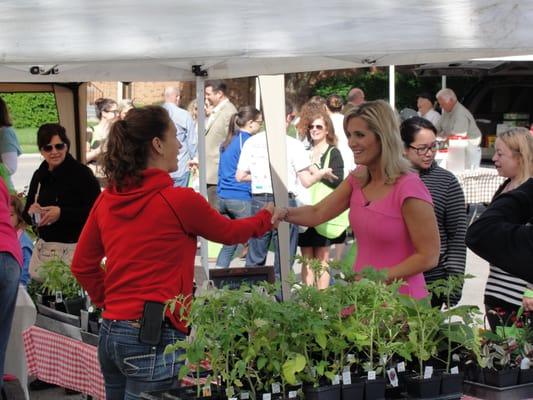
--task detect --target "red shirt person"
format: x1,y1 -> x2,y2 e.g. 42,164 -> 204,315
71,106 -> 275,399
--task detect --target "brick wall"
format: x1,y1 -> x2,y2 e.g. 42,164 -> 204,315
88,77 -> 257,110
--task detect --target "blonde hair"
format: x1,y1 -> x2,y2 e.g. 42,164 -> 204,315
497,127 -> 533,185
343,100 -> 411,184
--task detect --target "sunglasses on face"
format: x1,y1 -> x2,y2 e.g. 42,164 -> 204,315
42,143 -> 66,152
309,124 -> 324,130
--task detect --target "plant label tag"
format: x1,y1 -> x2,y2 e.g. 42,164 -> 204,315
397,362 -> 405,373
342,371 -> 352,385
55,291 -> 63,303
368,371 -> 376,381
347,354 -> 355,363
262,393 -> 271,400
521,357 -> 531,370
387,368 -> 399,387
288,391 -> 297,399
272,383 -> 281,394
240,392 -> 249,400
450,366 -> 459,375
424,366 -> 433,379
202,387 -> 212,397
332,375 -> 340,385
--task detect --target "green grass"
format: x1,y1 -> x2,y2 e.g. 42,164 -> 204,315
16,127 -> 39,154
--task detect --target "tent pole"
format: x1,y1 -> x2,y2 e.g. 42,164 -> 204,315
194,66 -> 210,279
258,75 -> 290,300
441,75 -> 447,89
389,65 -> 395,109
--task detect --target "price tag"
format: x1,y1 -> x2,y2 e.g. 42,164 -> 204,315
240,392 -> 249,400
262,393 -> 271,400
367,371 -> 376,381
332,375 -> 340,385
387,368 -> 399,387
342,371 -> 352,385
450,366 -> 459,375
55,291 -> 63,303
272,383 -> 281,394
423,366 -> 433,379
521,357 -> 531,370
397,362 -> 405,373
288,391 -> 297,399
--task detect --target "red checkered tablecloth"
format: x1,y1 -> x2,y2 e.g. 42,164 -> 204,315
23,325 -> 105,399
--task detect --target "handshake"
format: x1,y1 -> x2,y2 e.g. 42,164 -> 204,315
262,202 -> 291,228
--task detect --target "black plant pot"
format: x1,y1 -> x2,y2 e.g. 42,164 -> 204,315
36,293 -> 55,306
64,296 -> 84,316
282,384 -> 302,400
519,368 -> 533,384
464,364 -> 484,384
341,375 -> 364,400
404,374 -> 441,399
303,384 -> 340,400
363,377 -> 386,400
49,301 -> 67,313
482,368 -> 519,388
440,372 -> 464,395
88,320 -> 100,335
140,384 -> 226,400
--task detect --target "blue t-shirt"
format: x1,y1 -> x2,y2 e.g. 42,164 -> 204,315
18,230 -> 33,288
217,131 -> 252,200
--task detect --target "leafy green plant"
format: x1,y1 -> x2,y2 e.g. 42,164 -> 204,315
0,93 -> 59,129
38,258 -> 82,299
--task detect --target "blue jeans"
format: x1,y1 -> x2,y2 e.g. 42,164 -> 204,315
245,194 -> 298,281
216,198 -> 252,267
98,319 -> 186,400
172,171 -> 190,188
0,252 -> 20,389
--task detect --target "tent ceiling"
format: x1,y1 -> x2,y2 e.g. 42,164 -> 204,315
1,0 -> 532,81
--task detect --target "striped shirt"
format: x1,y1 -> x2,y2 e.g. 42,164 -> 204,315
419,163 -> 467,305
485,179 -> 531,306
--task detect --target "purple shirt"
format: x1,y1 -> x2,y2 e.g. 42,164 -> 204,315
349,172 -> 433,299
0,180 -> 22,267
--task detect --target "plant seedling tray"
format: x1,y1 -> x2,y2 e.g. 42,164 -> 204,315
402,394 -> 461,400
35,313 -> 82,340
36,303 -> 81,327
464,379 -> 533,400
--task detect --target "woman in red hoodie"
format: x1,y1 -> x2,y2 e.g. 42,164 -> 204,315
71,106 -> 275,399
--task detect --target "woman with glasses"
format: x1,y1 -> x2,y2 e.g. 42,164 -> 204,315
400,116 -> 467,307
215,106 -> 263,268
86,97 -> 118,164
23,123 -> 101,279
298,111 -> 344,289
274,101 -> 440,299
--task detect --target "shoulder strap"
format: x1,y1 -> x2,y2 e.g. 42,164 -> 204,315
321,145 -> 334,168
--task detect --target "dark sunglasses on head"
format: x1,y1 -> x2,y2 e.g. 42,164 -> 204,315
309,124 -> 324,130
42,143 -> 66,152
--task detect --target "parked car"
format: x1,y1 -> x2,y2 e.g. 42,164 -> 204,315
415,61 -> 533,159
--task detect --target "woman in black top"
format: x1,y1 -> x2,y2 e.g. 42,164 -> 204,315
23,123 -> 101,280
298,111 -> 344,289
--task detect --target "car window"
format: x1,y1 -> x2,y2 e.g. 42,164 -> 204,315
475,85 -> 533,114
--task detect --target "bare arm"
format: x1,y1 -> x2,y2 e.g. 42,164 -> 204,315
386,198 -> 440,281
284,178 -> 351,227
298,165 -> 337,188
236,169 -> 252,182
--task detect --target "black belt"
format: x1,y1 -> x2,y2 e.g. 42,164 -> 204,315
253,192 -> 296,199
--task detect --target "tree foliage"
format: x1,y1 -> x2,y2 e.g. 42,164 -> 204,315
1,92 -> 59,128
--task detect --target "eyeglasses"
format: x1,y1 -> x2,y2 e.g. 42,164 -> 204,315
254,119 -> 263,124
105,109 -> 119,115
409,142 -> 438,155
42,143 -> 66,152
309,124 -> 324,130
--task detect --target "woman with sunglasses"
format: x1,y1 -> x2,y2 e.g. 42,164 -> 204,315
23,123 -> 101,280
298,111 -> 344,289
400,116 -> 467,307
86,97 -> 118,164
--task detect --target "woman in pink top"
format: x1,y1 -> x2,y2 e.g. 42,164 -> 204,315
0,179 -> 22,391
277,100 -> 440,298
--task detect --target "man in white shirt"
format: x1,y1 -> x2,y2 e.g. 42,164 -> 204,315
236,103 -> 335,280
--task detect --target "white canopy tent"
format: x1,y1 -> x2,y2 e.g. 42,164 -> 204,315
2,0 -> 533,297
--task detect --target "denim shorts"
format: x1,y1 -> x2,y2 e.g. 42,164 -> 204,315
98,319 -> 186,400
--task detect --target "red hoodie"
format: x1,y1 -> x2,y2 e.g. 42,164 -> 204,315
71,168 -> 272,333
